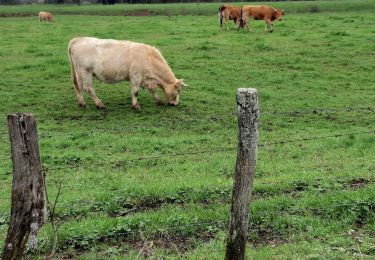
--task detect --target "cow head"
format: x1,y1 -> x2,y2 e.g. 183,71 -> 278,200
273,9 -> 285,21
164,79 -> 188,106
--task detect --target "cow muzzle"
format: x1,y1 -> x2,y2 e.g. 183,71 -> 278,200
169,95 -> 179,106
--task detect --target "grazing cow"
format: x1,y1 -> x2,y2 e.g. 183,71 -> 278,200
68,37 -> 187,110
240,6 -> 285,32
38,11 -> 55,22
218,5 -> 242,31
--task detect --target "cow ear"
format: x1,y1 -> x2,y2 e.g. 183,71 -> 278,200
181,79 -> 189,87
179,79 -> 189,87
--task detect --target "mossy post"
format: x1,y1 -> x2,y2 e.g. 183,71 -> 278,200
2,113 -> 46,260
225,89 -> 259,260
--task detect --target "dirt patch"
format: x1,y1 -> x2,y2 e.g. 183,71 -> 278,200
53,113 -> 107,122
53,230 -> 216,259
133,235 -> 201,256
249,226 -> 289,248
347,178 -> 369,189
59,252 -> 83,259
0,13 -> 31,18
126,10 -> 150,16
324,114 -> 338,121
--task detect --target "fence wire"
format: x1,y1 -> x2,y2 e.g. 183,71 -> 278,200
2,126 -> 374,256
0,128 -> 373,172
2,106 -> 374,257
45,105 -> 375,136
261,105 -> 374,116
0,105 -> 373,138
35,128 -> 375,172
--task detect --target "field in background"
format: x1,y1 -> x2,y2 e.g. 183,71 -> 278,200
0,1 -> 374,258
1,0 -> 375,17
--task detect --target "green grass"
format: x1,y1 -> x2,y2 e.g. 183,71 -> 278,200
0,1 -> 374,259
1,0 -> 375,17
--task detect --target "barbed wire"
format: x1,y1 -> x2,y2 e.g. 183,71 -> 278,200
34,128 -> 375,172
0,105 -> 373,138
0,128 -> 373,173
2,164 -> 373,227
16,167 -> 374,220
46,104 -> 374,120
258,129 -> 375,146
39,106 -> 375,138
1,108 -> 373,256
261,105 -> 374,116
0,107 -> 374,172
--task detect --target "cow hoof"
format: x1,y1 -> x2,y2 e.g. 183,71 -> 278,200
132,104 -> 141,110
156,100 -> 164,106
95,102 -> 105,109
78,103 -> 86,108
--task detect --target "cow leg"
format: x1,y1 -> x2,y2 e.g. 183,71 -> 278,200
131,88 -> 140,110
130,75 -> 142,110
218,13 -> 222,31
243,17 -> 250,31
79,69 -> 105,109
87,86 -> 105,109
234,18 -> 241,30
265,20 -> 273,32
236,19 -> 241,30
73,69 -> 86,107
264,21 -> 269,32
149,88 -> 163,105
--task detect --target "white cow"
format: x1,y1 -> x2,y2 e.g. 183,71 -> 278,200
68,37 -> 187,109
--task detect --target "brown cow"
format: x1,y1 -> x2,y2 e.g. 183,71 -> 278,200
38,11 -> 55,22
68,37 -> 188,110
218,5 -> 242,31
240,6 -> 285,32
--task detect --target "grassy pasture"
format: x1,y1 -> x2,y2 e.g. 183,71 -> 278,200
1,0 -> 375,17
0,1 -> 374,259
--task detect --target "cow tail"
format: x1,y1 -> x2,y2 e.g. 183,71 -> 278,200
239,9 -> 244,29
218,6 -> 224,28
68,41 -> 79,91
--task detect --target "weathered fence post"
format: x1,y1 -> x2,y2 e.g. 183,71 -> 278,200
225,88 -> 259,260
2,113 -> 46,260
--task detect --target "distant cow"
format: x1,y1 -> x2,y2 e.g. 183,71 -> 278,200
68,37 -> 187,110
38,12 -> 54,22
240,6 -> 285,32
218,5 -> 242,31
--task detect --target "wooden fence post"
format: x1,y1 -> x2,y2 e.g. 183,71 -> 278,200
225,88 -> 259,260
2,113 -> 46,260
